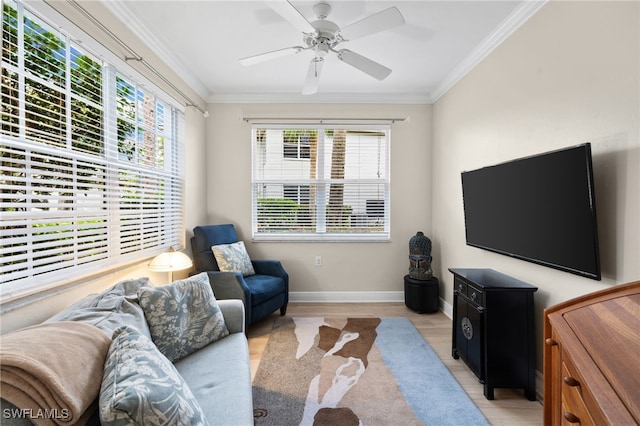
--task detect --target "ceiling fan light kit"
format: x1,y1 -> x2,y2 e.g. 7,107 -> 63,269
240,1 -> 405,95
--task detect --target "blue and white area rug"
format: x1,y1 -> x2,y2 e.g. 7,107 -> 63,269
253,317 -> 489,426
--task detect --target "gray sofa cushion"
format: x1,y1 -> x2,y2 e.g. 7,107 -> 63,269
99,325 -> 209,426
174,332 -> 253,426
45,277 -> 152,338
138,273 -> 229,362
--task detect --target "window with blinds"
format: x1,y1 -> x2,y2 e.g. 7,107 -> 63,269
252,125 -> 390,241
1,0 -> 184,300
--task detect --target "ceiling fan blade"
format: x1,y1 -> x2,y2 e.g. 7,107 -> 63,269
239,46 -> 304,66
267,0 -> 316,34
302,57 -> 324,95
340,7 -> 405,41
337,49 -> 392,81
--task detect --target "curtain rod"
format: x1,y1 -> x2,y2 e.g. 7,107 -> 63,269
243,117 -> 407,124
66,0 -> 209,117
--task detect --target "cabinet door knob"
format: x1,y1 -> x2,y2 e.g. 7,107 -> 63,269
563,412 -> 580,423
545,338 -> 558,346
563,376 -> 580,387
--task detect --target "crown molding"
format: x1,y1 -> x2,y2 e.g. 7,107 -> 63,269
429,0 -> 549,102
101,0 -> 211,102
208,92 -> 433,104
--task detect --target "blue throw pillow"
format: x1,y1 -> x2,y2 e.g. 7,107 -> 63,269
99,325 -> 209,426
137,272 -> 229,362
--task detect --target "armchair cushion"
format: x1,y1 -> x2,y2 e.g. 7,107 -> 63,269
244,274 -> 286,305
211,241 -> 255,276
192,224 -> 238,272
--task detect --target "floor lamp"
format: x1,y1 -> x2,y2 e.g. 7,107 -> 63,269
148,248 -> 193,284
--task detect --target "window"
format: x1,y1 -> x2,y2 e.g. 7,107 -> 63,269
252,125 -> 390,241
283,185 -> 310,205
1,0 -> 184,300
283,129 -> 311,159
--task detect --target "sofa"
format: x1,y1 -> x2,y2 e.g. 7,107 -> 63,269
0,273 -> 254,426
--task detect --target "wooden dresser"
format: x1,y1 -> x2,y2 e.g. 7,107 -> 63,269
543,281 -> 640,425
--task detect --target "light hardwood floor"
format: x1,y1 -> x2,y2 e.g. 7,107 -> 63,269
247,302 -> 543,426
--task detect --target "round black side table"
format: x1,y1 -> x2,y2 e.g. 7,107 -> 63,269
404,275 -> 439,313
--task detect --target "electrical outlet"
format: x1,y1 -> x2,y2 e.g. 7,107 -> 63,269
314,256 -> 322,267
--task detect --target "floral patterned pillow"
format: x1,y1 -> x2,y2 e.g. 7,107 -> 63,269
137,273 -> 229,362
99,325 -> 210,426
211,241 -> 255,276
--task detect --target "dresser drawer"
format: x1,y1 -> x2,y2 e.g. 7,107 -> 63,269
454,277 -> 467,296
453,277 -> 484,306
467,284 -> 484,305
560,362 -> 595,426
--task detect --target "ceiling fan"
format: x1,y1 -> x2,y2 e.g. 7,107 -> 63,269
239,1 -> 405,95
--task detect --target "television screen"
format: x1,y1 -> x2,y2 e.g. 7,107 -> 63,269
461,143 -> 601,280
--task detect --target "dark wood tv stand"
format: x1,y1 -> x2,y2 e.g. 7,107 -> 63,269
449,268 -> 538,400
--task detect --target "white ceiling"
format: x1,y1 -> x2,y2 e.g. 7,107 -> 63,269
105,1 -> 546,103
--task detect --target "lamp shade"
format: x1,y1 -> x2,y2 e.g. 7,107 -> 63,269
148,250 -> 193,272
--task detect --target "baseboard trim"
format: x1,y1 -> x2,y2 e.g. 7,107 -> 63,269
289,291 -> 404,303
289,291 -> 453,319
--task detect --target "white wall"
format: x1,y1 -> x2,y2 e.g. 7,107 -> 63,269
431,0 -> 639,367
205,103 -> 432,298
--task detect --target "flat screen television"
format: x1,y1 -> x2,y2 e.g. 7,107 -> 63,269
461,143 -> 601,280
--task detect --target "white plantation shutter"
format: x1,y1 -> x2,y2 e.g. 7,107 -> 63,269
1,0 -> 184,300
112,73 -> 183,257
1,144 -> 110,282
252,125 -> 390,241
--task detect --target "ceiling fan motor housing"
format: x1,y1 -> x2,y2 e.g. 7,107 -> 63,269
305,21 -> 340,56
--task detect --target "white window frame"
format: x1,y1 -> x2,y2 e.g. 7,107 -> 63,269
283,130 -> 311,159
0,0 -> 185,303
252,124 -> 391,242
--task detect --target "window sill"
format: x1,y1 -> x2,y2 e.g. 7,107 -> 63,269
252,233 -> 391,243
0,257 -> 152,315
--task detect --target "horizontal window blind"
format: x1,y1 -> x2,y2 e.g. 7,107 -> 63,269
1,0 -> 183,300
252,126 -> 390,241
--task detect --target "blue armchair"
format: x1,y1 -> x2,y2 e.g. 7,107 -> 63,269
191,224 -> 288,325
